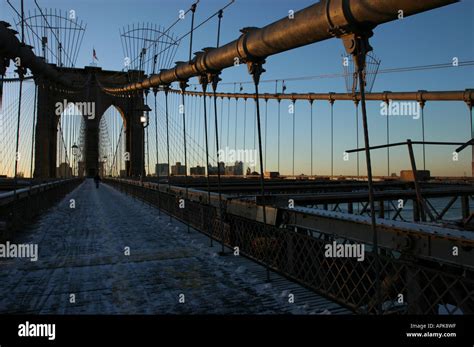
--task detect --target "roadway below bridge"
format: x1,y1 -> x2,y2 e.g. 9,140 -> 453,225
0,179 -> 349,314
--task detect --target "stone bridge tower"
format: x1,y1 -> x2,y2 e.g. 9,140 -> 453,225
34,66 -> 146,178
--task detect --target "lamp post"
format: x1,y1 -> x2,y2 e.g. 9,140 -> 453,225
137,103 -> 151,181
103,155 -> 107,177
72,143 -> 78,177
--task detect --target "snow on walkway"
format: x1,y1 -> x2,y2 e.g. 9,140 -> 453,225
0,179 -> 347,314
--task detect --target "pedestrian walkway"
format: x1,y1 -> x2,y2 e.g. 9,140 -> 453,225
0,179 -> 350,314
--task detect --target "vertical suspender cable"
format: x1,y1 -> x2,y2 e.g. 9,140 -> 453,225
68,104 -> 72,171
355,100 -> 359,212
292,100 -> 295,176
234,97 -> 238,150
310,100 -> 313,177
220,97 -> 224,151
164,87 -> 172,222
249,60 -> 270,281
151,84 -> 161,213
264,99 -> 268,170
274,81 -> 279,173
420,101 -> 426,170
211,74 -> 225,254
349,34 -> 381,313
58,117 -> 62,167
177,2 -> 199,230
243,98 -> 247,152
146,112 -> 149,177
29,84 -> 38,182
330,99 -> 334,177
64,109 -> 68,170
200,78 -> 213,247
386,100 -> 391,218
180,81 -> 190,232
355,100 -> 360,178
14,0 -> 25,195
277,100 -> 281,174
235,84 -> 242,152
216,9 -> 224,149
212,9 -> 225,252
226,97 -> 230,149
253,102 -> 256,153
360,71 -> 381,313
231,83 -> 237,150
387,104 -> 390,176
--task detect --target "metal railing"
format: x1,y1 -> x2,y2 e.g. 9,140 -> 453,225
106,178 -> 474,315
0,178 -> 83,235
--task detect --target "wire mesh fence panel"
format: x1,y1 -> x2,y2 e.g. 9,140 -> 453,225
104,179 -> 474,315
0,179 -> 82,234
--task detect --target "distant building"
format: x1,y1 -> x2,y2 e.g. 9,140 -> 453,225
208,162 -> 225,175
247,169 -> 259,176
225,161 -> 244,176
264,171 -> 280,178
400,170 -> 430,181
190,165 -> 205,175
171,162 -> 186,176
155,163 -> 169,177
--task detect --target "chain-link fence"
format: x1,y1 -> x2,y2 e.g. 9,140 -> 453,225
107,178 -> 474,315
0,178 -> 83,236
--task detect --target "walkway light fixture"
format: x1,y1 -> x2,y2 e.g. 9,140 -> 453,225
103,155 -> 108,177
138,104 -> 151,128
136,103 -> 152,181
72,143 -> 79,177
72,143 -> 78,156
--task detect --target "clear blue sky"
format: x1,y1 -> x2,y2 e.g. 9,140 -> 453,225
2,0 -> 474,176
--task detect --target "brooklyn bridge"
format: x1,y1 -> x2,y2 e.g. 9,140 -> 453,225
0,0 -> 473,316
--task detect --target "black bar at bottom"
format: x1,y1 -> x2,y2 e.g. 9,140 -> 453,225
0,315 -> 471,346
